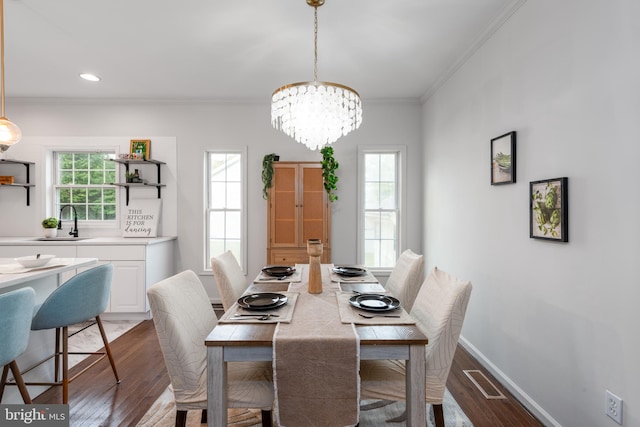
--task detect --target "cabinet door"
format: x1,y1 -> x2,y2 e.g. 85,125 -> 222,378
269,164 -> 299,247
300,164 -> 327,244
106,260 -> 145,313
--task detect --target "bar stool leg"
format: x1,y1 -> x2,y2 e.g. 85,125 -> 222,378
1,363 -> 32,404
10,361 -> 32,404
62,326 -> 69,404
96,316 -> 120,383
54,328 -> 61,383
0,365 -> 9,401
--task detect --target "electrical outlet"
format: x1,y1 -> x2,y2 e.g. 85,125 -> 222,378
606,390 -> 623,425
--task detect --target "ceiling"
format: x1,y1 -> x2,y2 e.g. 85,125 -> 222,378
3,0 -> 523,101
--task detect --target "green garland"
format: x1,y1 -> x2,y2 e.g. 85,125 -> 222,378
320,146 -> 339,202
262,153 -> 278,199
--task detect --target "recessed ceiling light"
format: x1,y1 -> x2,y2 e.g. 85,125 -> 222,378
80,73 -> 101,82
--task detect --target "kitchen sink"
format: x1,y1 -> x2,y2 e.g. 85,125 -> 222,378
32,237 -> 93,241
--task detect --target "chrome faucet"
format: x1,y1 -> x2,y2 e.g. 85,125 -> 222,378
58,205 -> 79,237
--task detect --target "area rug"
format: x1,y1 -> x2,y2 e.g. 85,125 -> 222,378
137,386 -> 473,426
67,320 -> 141,368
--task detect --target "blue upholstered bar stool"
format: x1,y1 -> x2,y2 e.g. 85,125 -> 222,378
0,288 -> 36,404
27,264 -> 120,403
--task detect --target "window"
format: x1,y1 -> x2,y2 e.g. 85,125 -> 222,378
358,147 -> 405,269
205,149 -> 246,271
53,151 -> 117,222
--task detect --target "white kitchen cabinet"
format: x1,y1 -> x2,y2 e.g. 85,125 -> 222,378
76,241 -> 174,320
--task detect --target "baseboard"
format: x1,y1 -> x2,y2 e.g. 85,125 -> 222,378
458,336 -> 562,427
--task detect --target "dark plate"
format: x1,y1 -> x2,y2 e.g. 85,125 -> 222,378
333,266 -> 367,277
261,266 -> 296,277
348,294 -> 401,312
237,293 -> 288,310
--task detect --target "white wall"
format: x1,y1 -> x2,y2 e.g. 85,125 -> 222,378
0,99 -> 423,300
1,135 -> 177,237
422,1 -> 640,426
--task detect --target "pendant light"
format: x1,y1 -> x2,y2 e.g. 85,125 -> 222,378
0,0 -> 21,153
271,0 -> 362,151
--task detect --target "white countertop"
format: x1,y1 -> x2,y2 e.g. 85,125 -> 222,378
0,257 -> 98,289
0,236 -> 176,246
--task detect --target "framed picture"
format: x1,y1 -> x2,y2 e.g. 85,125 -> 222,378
530,177 -> 568,242
130,139 -> 151,160
491,131 -> 516,185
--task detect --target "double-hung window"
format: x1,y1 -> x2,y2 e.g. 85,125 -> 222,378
358,147 -> 405,269
53,151 -> 117,224
205,149 -> 246,271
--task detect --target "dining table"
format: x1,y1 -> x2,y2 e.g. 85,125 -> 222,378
205,264 -> 428,427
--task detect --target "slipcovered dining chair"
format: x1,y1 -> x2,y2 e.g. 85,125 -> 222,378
211,250 -> 249,311
26,264 -> 120,404
0,287 -> 36,404
147,270 -> 274,427
384,249 -> 425,312
360,267 -> 472,427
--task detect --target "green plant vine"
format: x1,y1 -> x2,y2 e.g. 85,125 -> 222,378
261,153 -> 278,199
320,146 -> 339,202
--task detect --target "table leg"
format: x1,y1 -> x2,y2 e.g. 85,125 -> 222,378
207,347 -> 227,427
406,344 -> 426,426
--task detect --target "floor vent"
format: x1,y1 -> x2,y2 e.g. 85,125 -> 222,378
463,369 -> 507,400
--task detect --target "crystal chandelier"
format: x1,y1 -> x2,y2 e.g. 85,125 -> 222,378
0,0 -> 21,153
271,0 -> 362,151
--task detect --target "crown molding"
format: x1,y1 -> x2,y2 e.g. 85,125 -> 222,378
420,0 -> 527,103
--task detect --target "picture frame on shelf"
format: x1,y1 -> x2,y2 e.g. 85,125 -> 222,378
491,131 -> 516,185
530,177 -> 568,242
130,139 -> 151,160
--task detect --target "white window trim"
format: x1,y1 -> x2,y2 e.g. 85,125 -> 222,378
203,147 -> 248,274
46,146 -> 121,232
356,145 -> 407,271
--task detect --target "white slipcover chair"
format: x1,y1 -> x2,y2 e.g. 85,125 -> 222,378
360,267 -> 472,427
384,249 -> 425,312
211,250 -> 248,311
147,270 -> 273,427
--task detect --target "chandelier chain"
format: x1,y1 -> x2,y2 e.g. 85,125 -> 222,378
313,5 -> 318,82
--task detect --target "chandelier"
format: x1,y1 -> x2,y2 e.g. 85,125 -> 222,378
271,0 -> 362,151
0,0 -> 21,153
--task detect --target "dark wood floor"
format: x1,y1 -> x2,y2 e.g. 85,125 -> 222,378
34,320 -> 543,426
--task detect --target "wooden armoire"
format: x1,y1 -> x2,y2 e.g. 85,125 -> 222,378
266,161 -> 331,265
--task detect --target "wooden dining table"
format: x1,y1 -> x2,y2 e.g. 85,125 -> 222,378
205,265 -> 428,427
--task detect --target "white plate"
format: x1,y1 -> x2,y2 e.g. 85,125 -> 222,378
15,254 -> 56,268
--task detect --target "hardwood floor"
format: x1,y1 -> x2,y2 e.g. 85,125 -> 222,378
34,320 -> 170,427
34,319 -> 543,426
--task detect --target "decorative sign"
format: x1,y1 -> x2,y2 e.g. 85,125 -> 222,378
122,199 -> 161,237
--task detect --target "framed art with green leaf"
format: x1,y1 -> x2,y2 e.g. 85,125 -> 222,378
130,139 -> 151,160
530,177 -> 568,242
491,131 -> 516,185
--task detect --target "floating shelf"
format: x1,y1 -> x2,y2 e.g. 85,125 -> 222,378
109,159 -> 166,205
0,159 -> 35,206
